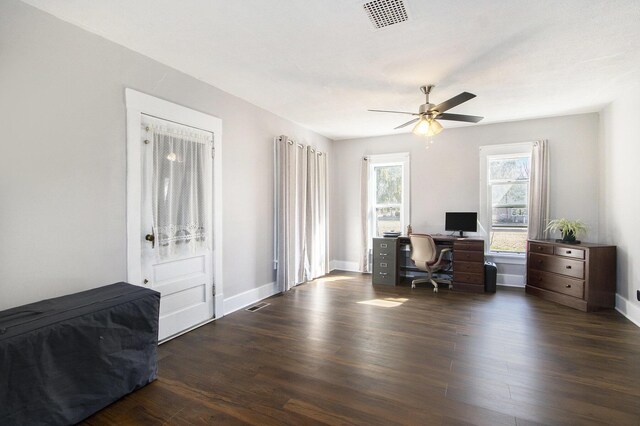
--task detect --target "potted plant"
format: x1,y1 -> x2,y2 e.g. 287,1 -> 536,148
545,218 -> 587,244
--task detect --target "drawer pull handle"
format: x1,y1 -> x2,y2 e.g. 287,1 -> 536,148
380,263 -> 387,267
379,272 -> 387,276
380,253 -> 387,256
566,265 -> 572,269
380,243 -> 388,248
565,284 -> 571,288
566,250 -> 572,254
537,260 -> 543,264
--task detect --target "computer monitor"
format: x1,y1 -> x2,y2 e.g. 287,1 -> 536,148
445,212 -> 477,237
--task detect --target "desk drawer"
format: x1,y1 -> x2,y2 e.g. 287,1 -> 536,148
455,260 -> 484,274
554,246 -> 585,259
528,269 -> 584,298
455,241 -> 484,252
454,271 -> 483,285
529,253 -> 584,279
529,242 -> 554,255
455,250 -> 484,262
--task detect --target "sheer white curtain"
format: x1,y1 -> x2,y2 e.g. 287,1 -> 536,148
359,157 -> 370,272
306,146 -> 329,279
275,136 -> 328,291
144,115 -> 212,258
528,140 -> 550,240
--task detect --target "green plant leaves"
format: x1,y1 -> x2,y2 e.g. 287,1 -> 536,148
545,218 -> 587,237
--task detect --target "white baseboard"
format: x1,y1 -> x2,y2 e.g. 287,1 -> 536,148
486,254 -> 526,265
223,281 -> 280,316
615,294 -> 640,328
497,273 -> 525,287
330,260 -> 360,272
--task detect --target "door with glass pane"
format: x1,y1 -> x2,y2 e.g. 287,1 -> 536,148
141,115 -> 214,341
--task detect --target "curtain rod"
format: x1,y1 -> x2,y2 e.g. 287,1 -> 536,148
278,136 -> 324,154
142,113 -> 213,135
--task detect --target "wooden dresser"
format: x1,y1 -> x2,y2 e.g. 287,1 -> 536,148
452,239 -> 485,293
526,239 -> 616,311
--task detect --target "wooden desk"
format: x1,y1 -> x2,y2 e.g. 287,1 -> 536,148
372,235 -> 485,292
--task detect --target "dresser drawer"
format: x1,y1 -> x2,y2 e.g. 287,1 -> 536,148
455,240 -> 484,252
455,250 -> 484,262
528,269 -> 584,299
554,246 -> 585,259
529,242 -> 554,255
455,260 -> 484,274
454,271 -> 483,284
529,253 -> 584,279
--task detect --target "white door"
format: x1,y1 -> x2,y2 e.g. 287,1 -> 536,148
125,89 -> 223,342
139,115 -> 214,341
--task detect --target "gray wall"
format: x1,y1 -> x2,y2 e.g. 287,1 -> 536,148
330,113 -> 601,272
0,0 -> 332,310
599,86 -> 640,324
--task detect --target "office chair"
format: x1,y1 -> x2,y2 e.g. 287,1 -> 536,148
409,234 -> 452,292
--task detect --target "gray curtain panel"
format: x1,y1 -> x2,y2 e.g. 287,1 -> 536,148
305,146 -> 329,280
527,140 -> 550,240
359,157 -> 371,272
275,136 -> 328,292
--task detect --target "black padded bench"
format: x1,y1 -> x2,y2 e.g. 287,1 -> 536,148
0,282 -> 160,425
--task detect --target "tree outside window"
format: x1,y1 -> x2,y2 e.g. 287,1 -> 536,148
373,165 -> 403,236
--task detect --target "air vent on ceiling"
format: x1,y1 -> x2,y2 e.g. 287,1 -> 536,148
363,0 -> 409,29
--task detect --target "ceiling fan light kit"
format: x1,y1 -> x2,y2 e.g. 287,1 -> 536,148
412,116 -> 442,136
369,84 -> 484,138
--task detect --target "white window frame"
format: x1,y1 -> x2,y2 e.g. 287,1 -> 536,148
479,143 -> 532,256
367,153 -> 411,243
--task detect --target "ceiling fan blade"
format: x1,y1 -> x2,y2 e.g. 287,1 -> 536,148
432,92 -> 476,113
394,118 -> 420,129
436,113 -> 484,123
368,109 -> 419,115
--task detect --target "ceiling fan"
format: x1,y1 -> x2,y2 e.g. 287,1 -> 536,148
369,85 -> 483,136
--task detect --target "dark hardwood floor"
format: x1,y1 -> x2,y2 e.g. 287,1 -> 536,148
83,272 -> 640,425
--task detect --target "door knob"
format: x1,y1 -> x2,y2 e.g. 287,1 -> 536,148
145,227 -> 155,249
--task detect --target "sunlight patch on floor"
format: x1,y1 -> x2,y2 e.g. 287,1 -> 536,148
357,297 -> 409,308
317,275 -> 350,282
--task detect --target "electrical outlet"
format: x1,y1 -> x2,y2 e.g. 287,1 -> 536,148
637,290 -> 640,301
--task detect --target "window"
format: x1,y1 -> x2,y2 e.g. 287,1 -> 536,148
480,144 -> 532,254
368,153 -> 410,239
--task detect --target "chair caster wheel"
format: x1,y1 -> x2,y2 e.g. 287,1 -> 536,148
411,284 -> 416,289
449,284 -> 453,289
433,287 -> 438,293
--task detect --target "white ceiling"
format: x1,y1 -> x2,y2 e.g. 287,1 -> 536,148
22,0 -> 640,140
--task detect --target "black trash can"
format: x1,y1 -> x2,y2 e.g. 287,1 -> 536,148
484,261 -> 497,293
